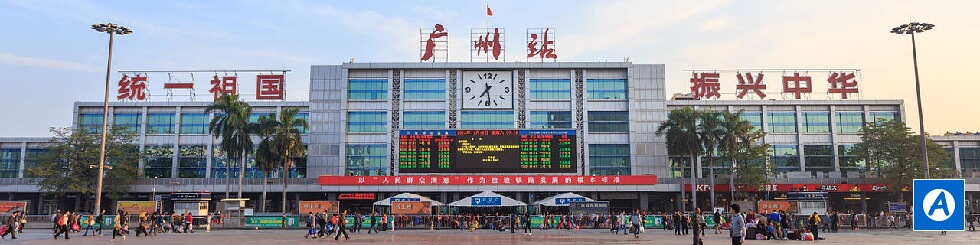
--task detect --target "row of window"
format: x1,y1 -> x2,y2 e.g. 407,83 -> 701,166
345,144 -> 630,176
349,79 -> 628,101
349,111 -> 629,132
734,111 -> 899,134
669,144 -> 871,177
79,112 -> 309,134
142,145 -> 307,178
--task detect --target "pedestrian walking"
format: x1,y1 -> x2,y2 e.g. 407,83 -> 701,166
807,212 -> 821,240
184,211 -> 195,233
334,211 -> 349,240
967,214 -> 976,231
206,212 -> 213,232
1,211 -> 19,239
368,212 -> 378,234
714,210 -> 722,234
54,211 -> 70,240
692,208 -> 703,245
523,212 -> 532,235
729,204 -> 745,245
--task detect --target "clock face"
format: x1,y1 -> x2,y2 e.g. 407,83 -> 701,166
462,71 -> 513,109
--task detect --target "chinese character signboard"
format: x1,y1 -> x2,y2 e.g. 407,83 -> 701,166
527,28 -> 557,61
116,70 -> 288,102
391,201 -> 432,215
471,197 -> 502,206
420,24 -> 449,62
298,201 -> 340,214
568,201 -> 609,215
685,69 -> 861,100
471,28 -> 506,62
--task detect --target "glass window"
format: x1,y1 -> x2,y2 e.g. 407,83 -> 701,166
461,111 -> 514,129
588,111 -> 629,133
295,112 -> 310,134
177,145 -> 207,178
529,111 -> 572,129
802,112 -> 830,133
836,112 -> 864,133
769,145 -> 800,172
530,79 -> 571,100
144,145 -> 174,178
960,148 -> 980,171
287,145 -> 308,178
348,79 -> 388,100
346,144 -> 387,176
249,113 -> 275,124
403,111 -> 445,129
78,113 -> 104,134
210,146 -> 236,178
180,113 -> 209,134
404,79 -> 445,100
23,148 -> 48,178
0,148 -> 20,178
668,157 -> 691,178
741,112 -> 763,130
870,112 -> 900,123
940,148 -> 956,170
113,113 -> 142,134
767,112 -> 796,133
838,145 -> 866,172
348,111 -> 388,132
804,145 -> 833,173
586,79 -> 627,100
147,113 -> 176,134
589,144 -> 630,175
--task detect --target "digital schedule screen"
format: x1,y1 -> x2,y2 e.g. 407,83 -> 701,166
398,130 -> 577,173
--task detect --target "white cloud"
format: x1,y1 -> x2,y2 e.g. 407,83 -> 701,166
0,52 -> 100,73
700,17 -> 729,31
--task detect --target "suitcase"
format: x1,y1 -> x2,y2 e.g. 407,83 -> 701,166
0,225 -> 8,235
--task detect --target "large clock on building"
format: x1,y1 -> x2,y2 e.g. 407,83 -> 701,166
462,71 -> 513,109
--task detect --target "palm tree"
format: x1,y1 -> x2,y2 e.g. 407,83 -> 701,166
718,110 -> 754,202
656,106 -> 701,212
206,94 -> 254,200
698,110 -> 723,210
253,114 -> 280,212
273,108 -> 307,213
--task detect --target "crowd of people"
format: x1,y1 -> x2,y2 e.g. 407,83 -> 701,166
0,209 -> 222,241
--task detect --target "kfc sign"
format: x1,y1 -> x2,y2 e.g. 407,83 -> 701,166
687,69 -> 861,100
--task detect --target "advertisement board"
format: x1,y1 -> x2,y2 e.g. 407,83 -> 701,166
757,200 -> 797,213
391,201 -> 432,215
568,201 -> 609,215
0,201 -> 27,213
117,201 -> 157,215
299,201 -> 340,214
398,130 -> 577,173
245,216 -> 300,228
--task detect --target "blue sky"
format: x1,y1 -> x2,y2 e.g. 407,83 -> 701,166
1,0 -> 978,137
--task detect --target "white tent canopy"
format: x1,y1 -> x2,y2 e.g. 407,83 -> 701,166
448,191 -> 527,207
373,192 -> 444,206
532,192 -> 595,207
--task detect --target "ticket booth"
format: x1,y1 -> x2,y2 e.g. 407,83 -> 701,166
171,192 -> 211,216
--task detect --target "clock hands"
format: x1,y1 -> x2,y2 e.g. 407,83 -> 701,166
479,82 -> 492,99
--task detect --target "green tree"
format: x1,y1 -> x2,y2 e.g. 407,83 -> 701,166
853,119 -> 954,199
206,94 -> 254,199
697,110 -> 723,209
273,108 -> 307,213
717,110 -> 771,201
26,127 -> 141,211
656,106 -> 702,211
253,114 -> 280,212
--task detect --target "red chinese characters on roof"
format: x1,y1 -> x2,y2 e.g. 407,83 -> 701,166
474,28 -> 503,60
209,76 -> 238,100
527,28 -> 557,60
421,24 -> 448,61
255,75 -> 285,100
117,74 -> 148,101
690,72 -> 721,99
736,73 -> 766,99
827,72 -> 859,99
782,72 -> 812,99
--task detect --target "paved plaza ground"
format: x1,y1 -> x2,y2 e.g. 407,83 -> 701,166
3,228 -> 979,245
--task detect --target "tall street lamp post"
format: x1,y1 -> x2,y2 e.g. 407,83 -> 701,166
91,23 -> 132,215
891,22 -> 934,179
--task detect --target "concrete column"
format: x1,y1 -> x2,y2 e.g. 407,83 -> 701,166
860,193 -> 868,214
639,192 -> 649,211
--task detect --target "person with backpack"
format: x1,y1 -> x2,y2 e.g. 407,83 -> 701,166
335,211 -> 350,240
54,211 -> 70,239
807,212 -> 821,241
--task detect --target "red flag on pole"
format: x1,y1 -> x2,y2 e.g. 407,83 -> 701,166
487,6 -> 493,16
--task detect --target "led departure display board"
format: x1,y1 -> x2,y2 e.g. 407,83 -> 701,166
398,130 -> 577,173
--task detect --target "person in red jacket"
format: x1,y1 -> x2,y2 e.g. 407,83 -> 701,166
184,212 -> 194,233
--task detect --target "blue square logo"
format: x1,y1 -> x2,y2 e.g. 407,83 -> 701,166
913,179 -> 965,231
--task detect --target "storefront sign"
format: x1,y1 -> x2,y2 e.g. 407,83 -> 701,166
391,201 -> 431,215
471,197 -> 501,206
685,183 -> 902,192
568,201 -> 609,215
319,175 -> 657,186
117,201 -> 157,215
298,201 -> 339,214
555,197 -> 587,205
0,201 -> 27,213
338,193 -> 376,200
390,198 -> 421,202
687,69 -> 861,100
757,200 -> 797,213
245,216 -> 299,228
